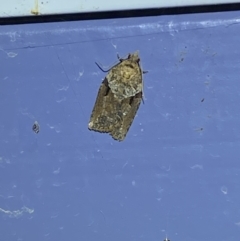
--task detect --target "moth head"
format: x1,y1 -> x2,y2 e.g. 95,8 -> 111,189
128,51 -> 140,63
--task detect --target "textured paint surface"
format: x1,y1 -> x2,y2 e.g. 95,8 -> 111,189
1,11 -> 240,241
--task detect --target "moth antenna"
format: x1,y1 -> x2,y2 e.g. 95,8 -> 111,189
95,62 -> 111,72
143,70 -> 148,74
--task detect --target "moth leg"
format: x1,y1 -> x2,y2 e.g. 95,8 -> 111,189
117,53 -> 124,62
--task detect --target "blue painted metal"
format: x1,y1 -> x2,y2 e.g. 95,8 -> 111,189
1,11 -> 240,241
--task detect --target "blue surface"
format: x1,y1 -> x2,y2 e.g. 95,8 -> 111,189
1,11 -> 240,241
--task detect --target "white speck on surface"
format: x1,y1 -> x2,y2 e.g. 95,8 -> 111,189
157,186 -> 164,193
221,186 -> 228,195
51,213 -> 58,218
52,182 -> 66,187
53,168 -> 60,174
57,85 -> 69,92
210,154 -> 220,158
92,72 -> 100,76
76,70 -> 84,81
56,97 -> 66,103
35,178 -> 43,188
47,124 -> 54,129
155,173 -> 168,178
132,180 -> 136,186
0,195 -> 14,199
7,52 -> 18,57
111,41 -> 117,49
161,113 -> 171,119
190,164 -> 203,169
122,161 -> 128,169
235,222 -> 240,227
47,124 -> 61,133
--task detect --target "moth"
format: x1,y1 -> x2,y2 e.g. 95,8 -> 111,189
32,121 -> 40,134
88,51 -> 146,141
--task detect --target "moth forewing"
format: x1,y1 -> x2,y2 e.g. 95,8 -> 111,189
88,79 -> 113,133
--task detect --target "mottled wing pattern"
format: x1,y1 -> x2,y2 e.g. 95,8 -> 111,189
88,79 -> 115,133
88,79 -> 142,141
110,92 -> 142,141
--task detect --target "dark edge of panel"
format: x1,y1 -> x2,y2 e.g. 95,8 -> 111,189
0,3 -> 240,25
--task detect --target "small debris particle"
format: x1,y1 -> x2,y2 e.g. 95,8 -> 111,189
32,121 -> 40,134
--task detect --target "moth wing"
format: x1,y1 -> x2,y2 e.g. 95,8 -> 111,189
88,79 -> 113,133
110,92 -> 142,141
89,78 -> 129,135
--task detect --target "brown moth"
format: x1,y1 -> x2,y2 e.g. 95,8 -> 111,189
88,51 -> 145,141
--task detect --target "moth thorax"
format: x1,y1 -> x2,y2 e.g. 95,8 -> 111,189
129,51 -> 140,62
123,72 -> 131,79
